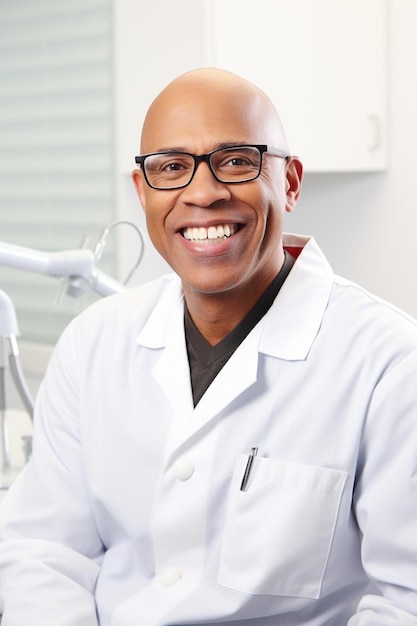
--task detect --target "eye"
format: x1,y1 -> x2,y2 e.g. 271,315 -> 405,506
146,153 -> 193,176
228,156 -> 250,167
154,157 -> 190,173
162,160 -> 187,172
217,153 -> 251,168
214,148 -> 260,175
144,153 -> 194,187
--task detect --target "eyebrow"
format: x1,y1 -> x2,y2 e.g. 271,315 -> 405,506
151,142 -> 252,154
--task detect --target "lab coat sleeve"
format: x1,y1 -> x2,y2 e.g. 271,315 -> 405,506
349,348 -> 417,625
0,322 -> 104,626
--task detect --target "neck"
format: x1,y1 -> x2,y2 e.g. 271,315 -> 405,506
183,273 -> 278,346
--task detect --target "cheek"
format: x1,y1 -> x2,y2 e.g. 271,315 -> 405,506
142,206 -> 164,253
259,194 -> 287,250
143,200 -> 180,264
142,193 -> 170,237
253,185 -> 285,232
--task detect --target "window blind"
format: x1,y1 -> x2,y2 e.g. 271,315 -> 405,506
0,0 -> 115,345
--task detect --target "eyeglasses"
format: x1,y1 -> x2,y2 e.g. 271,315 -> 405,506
134,144 -> 289,190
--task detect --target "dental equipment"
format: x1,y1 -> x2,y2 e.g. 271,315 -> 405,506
0,220 -> 145,485
0,289 -> 22,471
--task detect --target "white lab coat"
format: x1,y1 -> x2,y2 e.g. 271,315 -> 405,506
1,234 -> 417,625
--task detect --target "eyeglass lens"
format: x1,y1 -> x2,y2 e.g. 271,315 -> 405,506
144,146 -> 262,189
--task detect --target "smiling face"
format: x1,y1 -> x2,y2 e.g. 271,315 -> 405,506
133,69 -> 302,306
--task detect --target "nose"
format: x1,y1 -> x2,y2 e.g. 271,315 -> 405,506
180,161 -> 231,207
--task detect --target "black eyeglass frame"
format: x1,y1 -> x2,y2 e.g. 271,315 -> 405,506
134,144 -> 289,190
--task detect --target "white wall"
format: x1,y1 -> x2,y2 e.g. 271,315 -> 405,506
287,0 -> 417,317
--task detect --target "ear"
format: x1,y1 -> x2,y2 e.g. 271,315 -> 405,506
132,169 -> 147,210
284,157 -> 303,213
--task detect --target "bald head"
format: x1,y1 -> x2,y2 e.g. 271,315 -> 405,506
140,68 -> 289,155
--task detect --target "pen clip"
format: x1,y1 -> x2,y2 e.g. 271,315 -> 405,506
240,446 -> 258,491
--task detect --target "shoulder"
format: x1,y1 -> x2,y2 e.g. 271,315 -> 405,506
331,274 -> 417,336
320,277 -> 417,380
61,272 -> 182,346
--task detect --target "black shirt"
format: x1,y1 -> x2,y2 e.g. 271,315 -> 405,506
185,252 -> 295,406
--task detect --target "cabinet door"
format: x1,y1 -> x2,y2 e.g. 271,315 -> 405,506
208,0 -> 387,172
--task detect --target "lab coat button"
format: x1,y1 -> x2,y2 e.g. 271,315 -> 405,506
172,457 -> 194,481
158,567 -> 182,587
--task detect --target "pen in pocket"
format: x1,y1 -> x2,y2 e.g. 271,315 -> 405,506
240,446 -> 258,491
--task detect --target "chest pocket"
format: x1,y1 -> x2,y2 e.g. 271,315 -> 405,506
218,455 -> 348,599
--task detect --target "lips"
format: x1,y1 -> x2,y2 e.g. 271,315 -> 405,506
181,223 -> 237,243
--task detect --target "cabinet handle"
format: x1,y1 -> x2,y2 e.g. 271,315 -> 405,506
367,115 -> 381,152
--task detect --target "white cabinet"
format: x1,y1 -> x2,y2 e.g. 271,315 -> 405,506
115,0 -> 387,175
207,0 -> 387,172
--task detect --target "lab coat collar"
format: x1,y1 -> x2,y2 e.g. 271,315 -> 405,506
258,234 -> 334,360
137,274 -> 184,351
137,234 -> 334,363
136,235 -> 334,458
137,275 -> 195,419
136,277 -> 262,425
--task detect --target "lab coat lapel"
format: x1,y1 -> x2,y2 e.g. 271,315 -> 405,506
165,325 -> 261,460
137,275 -> 262,456
138,279 -> 194,417
137,235 -> 334,458
258,235 -> 334,360
192,323 -> 261,420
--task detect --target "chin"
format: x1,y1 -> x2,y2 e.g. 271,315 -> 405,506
183,272 -> 246,297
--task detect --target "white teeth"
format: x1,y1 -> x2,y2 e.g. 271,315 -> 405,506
182,224 -> 236,242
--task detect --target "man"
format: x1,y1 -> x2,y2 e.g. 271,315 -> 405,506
0,68 -> 416,625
